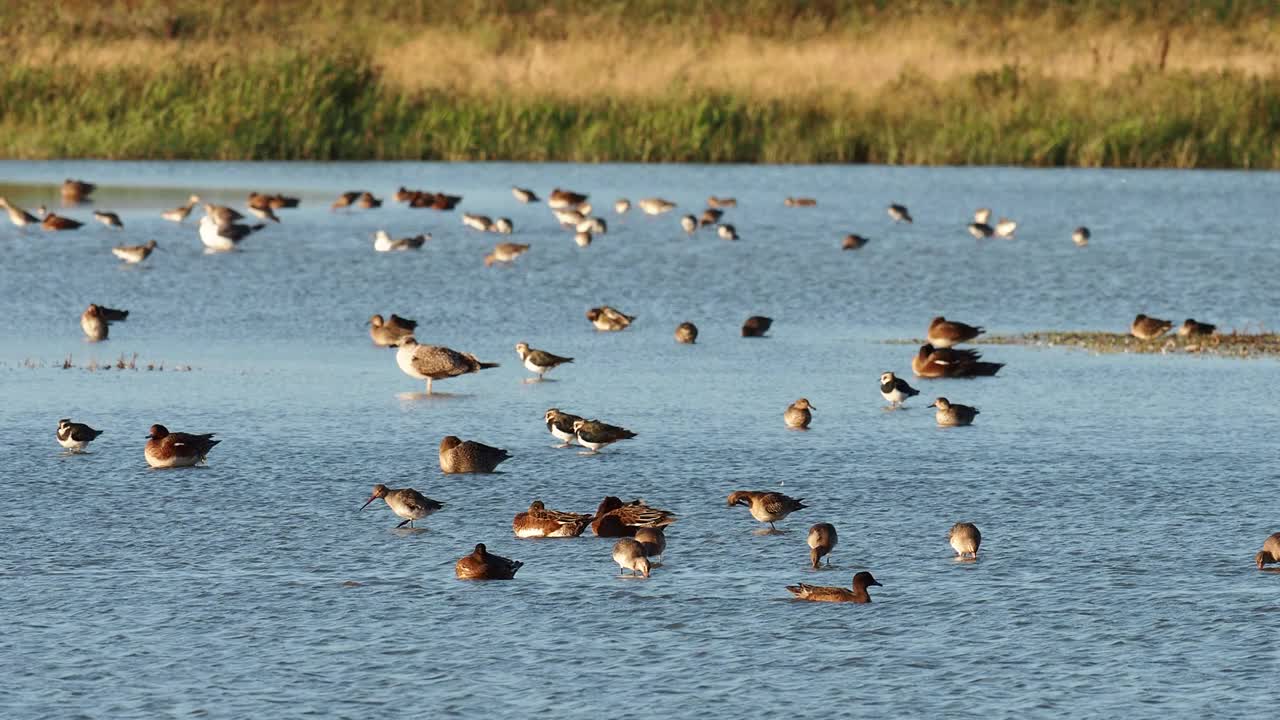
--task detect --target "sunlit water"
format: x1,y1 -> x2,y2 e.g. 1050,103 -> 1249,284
2,162 -> 1278,718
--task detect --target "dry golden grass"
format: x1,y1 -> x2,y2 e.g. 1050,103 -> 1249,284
11,15 -> 1278,101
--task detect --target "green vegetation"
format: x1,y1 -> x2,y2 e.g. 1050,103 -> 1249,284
3,1 -> 1279,165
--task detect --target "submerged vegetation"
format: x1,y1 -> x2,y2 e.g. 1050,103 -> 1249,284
3,1 -> 1280,165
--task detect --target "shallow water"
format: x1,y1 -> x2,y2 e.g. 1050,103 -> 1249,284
2,162 -> 1279,718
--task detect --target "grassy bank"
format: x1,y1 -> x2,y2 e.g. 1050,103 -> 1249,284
983,331 -> 1280,358
3,1 -> 1280,165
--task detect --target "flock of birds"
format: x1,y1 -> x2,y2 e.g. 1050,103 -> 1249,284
32,176 -> 1267,601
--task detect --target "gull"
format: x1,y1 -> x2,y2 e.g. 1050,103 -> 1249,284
395,337 -> 499,394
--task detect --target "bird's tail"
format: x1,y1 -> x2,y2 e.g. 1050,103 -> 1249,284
478,361 -> 500,369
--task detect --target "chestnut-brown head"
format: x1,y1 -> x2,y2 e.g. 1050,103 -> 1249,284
146,424 -> 169,440
727,490 -> 754,507
793,398 -> 815,411
440,436 -> 462,453
529,500 -> 545,511
596,496 -> 623,515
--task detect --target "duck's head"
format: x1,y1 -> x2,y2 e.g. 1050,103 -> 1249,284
793,398 -> 815,411
146,424 -> 169,440
853,571 -> 882,588
929,397 -> 952,410
439,436 -> 462,453
727,490 -> 754,507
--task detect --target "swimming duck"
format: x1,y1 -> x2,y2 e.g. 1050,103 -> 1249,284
841,234 -> 869,250
879,372 -> 920,407
544,408 -> 585,448
395,337 -> 499,394
912,344 -> 1004,378
635,527 -> 666,562
572,419 -> 637,454
930,397 -> 979,426
41,212 -> 83,231
439,436 -> 511,474
144,424 -> 220,468
591,496 -> 677,537
360,484 -> 443,528
807,523 -> 838,568
455,543 -> 523,580
357,192 -> 382,209
675,322 -> 698,344
93,211 -> 123,229
638,198 -> 676,215
1072,226 -> 1091,246
161,195 -> 200,223
614,199 -> 631,214
717,224 -> 739,241
1254,533 -> 1280,569
111,239 -> 157,264
784,399 -> 814,429
484,242 -> 530,267
514,342 -> 573,382
700,208 -> 723,226
784,197 -> 817,207
554,208 -> 587,227
574,231 -> 592,247
57,418 -> 103,452
512,187 -> 539,203
927,316 -> 985,348
373,230 -> 428,252
680,215 -> 697,234
1179,318 -> 1217,337
786,571 -> 881,603
368,313 -> 417,347
331,191 -> 362,210
948,522 -> 982,558
512,500 -> 593,538
1131,314 -> 1173,340
586,306 -> 634,331
548,188 -> 588,209
61,179 -> 96,203
727,490 -> 807,531
577,217 -> 607,234
612,538 -> 651,577
80,304 -> 128,342
707,196 -> 737,208
887,203 -> 913,223
741,316 -> 772,337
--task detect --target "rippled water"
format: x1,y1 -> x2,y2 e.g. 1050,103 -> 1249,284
2,162 -> 1279,718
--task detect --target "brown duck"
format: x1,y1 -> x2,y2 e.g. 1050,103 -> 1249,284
786,571 -> 881,603
439,436 -> 511,474
455,543 -> 523,580
591,497 -> 677,537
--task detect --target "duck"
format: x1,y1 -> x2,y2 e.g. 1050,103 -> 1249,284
948,522 -> 982,558
930,397 -> 979,427
717,224 -> 739,241
368,314 -> 416,347
357,192 -> 382,209
727,490 -> 807,531
111,239 -> 158,264
331,191 -> 362,210
591,496 -> 677,537
974,208 -> 992,225
638,198 -> 676,215
927,316 -> 985,348
61,179 -> 96,203
57,418 -> 103,452
786,571 -> 881,603
879,372 -> 920,407
144,424 -> 220,468
614,199 -> 631,214
784,197 -> 817,207
680,215 -> 697,234
741,316 -> 772,337
912,344 -> 1004,378
514,342 -> 573,382
455,543 -> 523,580
548,188 -> 588,209
807,523 -> 837,568
360,484 -> 443,528
199,216 -> 264,252
544,408 -> 584,448
393,187 -> 421,204
248,192 -> 299,210
707,196 -> 737,208
512,500 -> 593,538
784,398 -> 815,429
675,322 -> 698,344
574,231 -> 592,247
203,203 -> 244,225
967,222 -> 994,239
428,192 -> 462,211
887,203 -> 913,223
395,338 -> 499,394
161,195 -> 200,223
439,436 -> 511,474
0,197 -> 40,227
994,218 -> 1017,238
1179,318 -> 1217,337
573,419 -> 637,454
512,187 -> 539,203
586,306 -> 634,331
635,527 -> 666,562
494,217 -> 514,234
554,208 -> 587,227
1131,314 -> 1173,340
463,213 -> 494,232
93,211 -> 123,229
41,212 -> 83,231
612,538 -> 652,577
700,208 -> 723,226
373,230 -> 428,252
1072,226 -> 1091,246
80,304 -> 127,342
577,217 -> 607,234
841,234 -> 869,250
484,242 -> 530,267
1255,533 -> 1280,569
